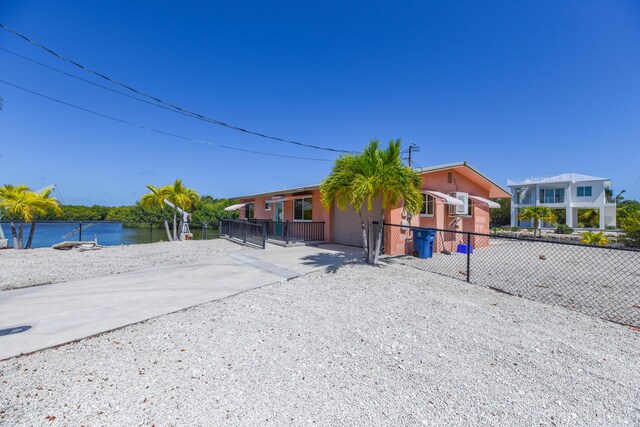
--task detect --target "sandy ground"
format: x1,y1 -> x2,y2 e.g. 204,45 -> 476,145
0,239 -> 246,291
390,238 -> 640,327
1,262 -> 638,426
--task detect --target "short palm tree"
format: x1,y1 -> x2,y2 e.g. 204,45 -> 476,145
24,188 -> 62,249
321,139 -> 422,264
518,206 -> 555,238
140,184 -> 173,241
0,185 -> 61,249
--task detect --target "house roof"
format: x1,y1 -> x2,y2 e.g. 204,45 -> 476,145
236,184 -> 320,200
237,162 -> 511,200
414,162 -> 512,198
507,173 -> 610,187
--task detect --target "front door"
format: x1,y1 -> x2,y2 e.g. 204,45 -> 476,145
273,202 -> 284,236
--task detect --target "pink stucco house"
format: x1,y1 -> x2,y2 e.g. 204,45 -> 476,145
232,162 -> 510,251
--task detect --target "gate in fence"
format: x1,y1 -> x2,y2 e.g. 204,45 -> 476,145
383,223 -> 640,328
220,219 -> 266,249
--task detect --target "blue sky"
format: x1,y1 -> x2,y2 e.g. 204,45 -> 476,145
1,1 -> 639,205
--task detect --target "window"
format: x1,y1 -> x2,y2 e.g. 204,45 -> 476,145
293,197 -> 313,221
466,198 -> 473,216
539,188 -> 565,203
244,202 -> 254,219
420,194 -> 434,216
577,186 -> 592,197
264,202 -> 271,211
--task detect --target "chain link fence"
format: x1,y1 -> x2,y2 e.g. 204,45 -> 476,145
0,221 -> 219,249
383,223 -> 640,328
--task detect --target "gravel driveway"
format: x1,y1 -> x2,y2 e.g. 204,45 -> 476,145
1,262 -> 638,425
0,239 -> 246,291
389,238 -> 640,327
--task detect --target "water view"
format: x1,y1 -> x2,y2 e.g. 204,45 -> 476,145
0,222 -> 218,249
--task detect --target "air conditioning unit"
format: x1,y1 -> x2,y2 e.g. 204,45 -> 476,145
448,192 -> 468,216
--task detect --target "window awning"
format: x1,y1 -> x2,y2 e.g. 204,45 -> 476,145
265,196 -> 289,204
425,190 -> 463,206
468,195 -> 500,209
224,203 -> 247,211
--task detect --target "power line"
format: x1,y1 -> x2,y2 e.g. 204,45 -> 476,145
0,47 -> 188,116
0,79 -> 334,162
0,23 -> 351,154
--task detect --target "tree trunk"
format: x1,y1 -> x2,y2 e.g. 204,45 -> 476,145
358,213 -> 368,260
10,219 -> 18,249
172,208 -> 178,241
17,222 -> 24,250
178,217 -> 184,241
161,207 -> 173,241
25,220 -> 37,249
534,218 -> 539,238
373,209 -> 385,264
367,215 -> 376,264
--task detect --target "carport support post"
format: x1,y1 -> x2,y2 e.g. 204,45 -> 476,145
466,232 -> 471,283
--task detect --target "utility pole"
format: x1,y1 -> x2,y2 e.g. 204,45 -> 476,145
408,143 -> 420,168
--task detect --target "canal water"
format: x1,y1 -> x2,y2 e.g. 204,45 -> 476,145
0,222 -> 217,248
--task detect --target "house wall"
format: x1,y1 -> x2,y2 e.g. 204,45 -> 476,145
239,189 -> 331,242
384,169 -> 493,255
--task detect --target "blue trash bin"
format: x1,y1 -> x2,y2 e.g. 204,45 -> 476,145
413,228 -> 436,258
456,243 -> 473,254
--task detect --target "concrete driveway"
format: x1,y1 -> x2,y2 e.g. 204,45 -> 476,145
0,243 -> 362,360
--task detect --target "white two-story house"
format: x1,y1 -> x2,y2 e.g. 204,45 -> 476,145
508,173 -> 616,229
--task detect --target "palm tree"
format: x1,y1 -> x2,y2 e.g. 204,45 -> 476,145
518,206 -> 555,238
0,185 -> 60,249
321,139 -> 422,264
24,188 -> 61,249
0,185 -> 30,249
163,179 -> 199,240
578,209 -> 599,228
140,184 -> 173,241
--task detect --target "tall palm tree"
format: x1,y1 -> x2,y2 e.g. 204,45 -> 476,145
25,188 -> 61,249
518,206 -> 555,238
321,139 -> 422,264
140,184 -> 173,241
163,179 -> 199,240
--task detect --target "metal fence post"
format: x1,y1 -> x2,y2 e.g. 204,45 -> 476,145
285,220 -> 290,244
262,223 -> 267,249
466,232 -> 471,283
79,222 -> 82,241
243,221 -> 247,243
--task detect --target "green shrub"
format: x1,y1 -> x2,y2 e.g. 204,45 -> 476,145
555,224 -> 574,234
606,225 -> 617,230
621,211 -> 640,248
580,231 -> 609,246
509,226 -> 520,232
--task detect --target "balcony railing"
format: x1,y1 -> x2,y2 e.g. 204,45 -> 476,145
515,197 -> 566,204
248,219 -> 325,244
540,197 -> 565,204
